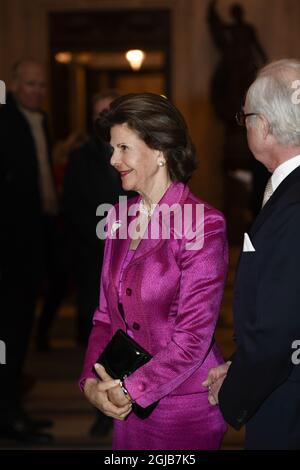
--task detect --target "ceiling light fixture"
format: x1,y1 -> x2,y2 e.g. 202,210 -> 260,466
125,49 -> 145,71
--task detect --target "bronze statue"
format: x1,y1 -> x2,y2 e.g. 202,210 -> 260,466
207,1 -> 269,239
208,0 -> 267,122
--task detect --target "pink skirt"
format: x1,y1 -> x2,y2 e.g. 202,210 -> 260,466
113,391 -> 227,450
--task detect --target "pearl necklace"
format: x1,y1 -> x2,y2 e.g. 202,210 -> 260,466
139,199 -> 156,217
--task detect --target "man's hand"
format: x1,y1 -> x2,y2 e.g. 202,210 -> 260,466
202,361 -> 231,405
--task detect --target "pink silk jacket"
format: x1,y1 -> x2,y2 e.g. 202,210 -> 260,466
79,182 -> 228,408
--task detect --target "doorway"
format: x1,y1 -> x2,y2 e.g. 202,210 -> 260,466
49,9 -> 171,140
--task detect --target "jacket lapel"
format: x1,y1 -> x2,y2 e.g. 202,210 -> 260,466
250,165 -> 300,237
108,182 -> 189,286
130,182 -> 189,263
109,196 -> 138,291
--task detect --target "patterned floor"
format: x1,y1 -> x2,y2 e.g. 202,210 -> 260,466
0,247 -> 245,450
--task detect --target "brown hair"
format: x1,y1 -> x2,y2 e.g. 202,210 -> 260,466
96,93 -> 197,183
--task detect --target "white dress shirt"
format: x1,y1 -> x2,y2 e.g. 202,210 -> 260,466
271,154 -> 300,192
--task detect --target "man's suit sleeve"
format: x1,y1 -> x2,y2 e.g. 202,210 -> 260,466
219,203 -> 300,429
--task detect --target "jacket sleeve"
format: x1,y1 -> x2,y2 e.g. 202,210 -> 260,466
78,234 -> 112,391
124,209 -> 228,407
219,203 -> 300,429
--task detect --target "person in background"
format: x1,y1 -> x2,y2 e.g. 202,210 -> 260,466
0,59 -> 56,443
203,59 -> 300,450
63,90 -> 134,438
53,131 -> 87,198
79,93 -> 228,450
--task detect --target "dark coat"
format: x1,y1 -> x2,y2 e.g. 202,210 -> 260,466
0,93 -> 53,271
219,165 -> 300,449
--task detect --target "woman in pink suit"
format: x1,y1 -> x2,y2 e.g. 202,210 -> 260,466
79,93 -> 228,450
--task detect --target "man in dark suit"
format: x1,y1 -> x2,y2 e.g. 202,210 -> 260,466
203,59 -> 300,449
0,60 -> 54,443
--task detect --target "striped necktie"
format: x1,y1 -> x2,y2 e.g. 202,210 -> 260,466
262,177 -> 273,208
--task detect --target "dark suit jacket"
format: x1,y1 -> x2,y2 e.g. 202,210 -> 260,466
0,93 -> 53,271
63,135 -> 132,243
219,164 -> 300,449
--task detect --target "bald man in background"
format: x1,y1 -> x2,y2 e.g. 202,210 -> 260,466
0,59 -> 59,443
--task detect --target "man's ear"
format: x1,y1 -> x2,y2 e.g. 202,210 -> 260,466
260,115 -> 271,140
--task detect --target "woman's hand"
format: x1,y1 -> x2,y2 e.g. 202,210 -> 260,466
94,364 -> 131,408
84,373 -> 132,420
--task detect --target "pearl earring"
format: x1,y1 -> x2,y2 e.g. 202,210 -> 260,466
158,160 -> 165,167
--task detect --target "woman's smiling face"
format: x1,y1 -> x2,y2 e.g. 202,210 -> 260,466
110,123 -> 163,194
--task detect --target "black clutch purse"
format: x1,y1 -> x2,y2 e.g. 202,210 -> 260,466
96,329 -> 159,419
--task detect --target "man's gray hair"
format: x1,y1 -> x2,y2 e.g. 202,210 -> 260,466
247,59 -> 300,146
11,58 -> 43,80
